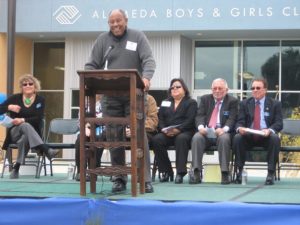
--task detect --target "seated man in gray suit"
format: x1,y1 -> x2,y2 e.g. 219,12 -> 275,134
189,78 -> 238,185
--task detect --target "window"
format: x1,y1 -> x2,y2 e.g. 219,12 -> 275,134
243,41 -> 280,91
194,40 -> 300,118
34,42 -> 65,128
194,41 -> 241,90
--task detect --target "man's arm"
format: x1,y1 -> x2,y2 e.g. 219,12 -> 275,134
269,100 -> 283,133
195,95 -> 207,129
145,95 -> 158,133
84,36 -> 104,70
224,96 -> 239,131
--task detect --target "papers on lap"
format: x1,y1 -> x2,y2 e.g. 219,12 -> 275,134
0,114 -> 13,128
245,128 -> 265,136
206,127 -> 216,139
161,124 -> 181,132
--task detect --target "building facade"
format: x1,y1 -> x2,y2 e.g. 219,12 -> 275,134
1,0 -> 300,159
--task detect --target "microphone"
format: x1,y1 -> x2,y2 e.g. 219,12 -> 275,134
103,45 -> 114,70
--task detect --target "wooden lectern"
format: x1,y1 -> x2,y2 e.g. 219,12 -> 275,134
77,69 -> 145,197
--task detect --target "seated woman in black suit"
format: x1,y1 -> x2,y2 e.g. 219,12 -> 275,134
152,78 -> 197,184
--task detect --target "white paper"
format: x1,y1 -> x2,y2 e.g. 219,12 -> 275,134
161,124 -> 181,132
0,115 -> 13,128
126,41 -> 137,51
245,128 -> 265,136
206,127 -> 216,139
161,101 -> 171,107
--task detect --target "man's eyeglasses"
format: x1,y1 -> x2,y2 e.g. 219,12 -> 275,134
22,82 -> 34,87
212,87 -> 225,91
251,86 -> 262,90
170,85 -> 182,90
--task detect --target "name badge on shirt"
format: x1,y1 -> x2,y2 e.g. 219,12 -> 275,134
126,41 -> 137,51
161,101 -> 171,107
36,103 -> 42,109
223,111 -> 229,116
264,112 -> 270,117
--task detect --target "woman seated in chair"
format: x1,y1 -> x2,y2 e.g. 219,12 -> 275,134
0,74 -> 58,179
152,78 -> 197,184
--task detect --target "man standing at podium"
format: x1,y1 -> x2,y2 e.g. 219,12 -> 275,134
85,9 -> 156,193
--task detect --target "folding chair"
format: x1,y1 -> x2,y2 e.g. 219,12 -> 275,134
278,119 -> 300,179
1,119 -> 46,178
38,118 -> 79,177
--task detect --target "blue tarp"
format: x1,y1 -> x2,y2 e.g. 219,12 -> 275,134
0,198 -> 299,225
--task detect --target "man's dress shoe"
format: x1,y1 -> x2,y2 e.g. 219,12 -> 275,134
175,174 -> 183,184
159,171 -> 174,182
189,169 -> 201,184
75,173 -> 90,182
112,179 -> 126,193
145,182 -> 154,193
221,172 -> 230,185
265,173 -> 275,185
235,170 -> 242,184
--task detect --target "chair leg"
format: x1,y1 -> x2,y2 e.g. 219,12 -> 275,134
277,160 -> 280,181
151,156 -> 158,182
1,152 -> 7,178
72,164 -> 77,180
35,155 -> 41,178
42,156 -> 47,176
37,155 -> 48,178
50,160 -> 53,176
1,149 -> 12,178
232,153 -> 237,182
230,151 -> 236,182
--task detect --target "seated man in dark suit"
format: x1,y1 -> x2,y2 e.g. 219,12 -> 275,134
189,78 -> 238,185
233,78 -> 283,185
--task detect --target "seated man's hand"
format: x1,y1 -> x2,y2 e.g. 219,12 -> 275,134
262,128 -> 271,137
238,127 -> 247,135
85,123 -> 91,137
165,128 -> 180,137
126,127 -> 131,138
199,127 -> 207,136
215,128 -> 225,136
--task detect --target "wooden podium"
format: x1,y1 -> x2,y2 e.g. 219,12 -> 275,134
77,69 -> 145,197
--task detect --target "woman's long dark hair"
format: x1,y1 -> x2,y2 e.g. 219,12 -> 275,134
167,78 -> 190,98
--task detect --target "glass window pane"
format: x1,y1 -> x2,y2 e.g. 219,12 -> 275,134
39,91 -> 64,131
281,41 -> 300,91
72,109 -> 79,119
72,90 -> 79,107
34,42 -> 65,90
281,93 -> 300,118
243,41 -> 280,91
194,41 -> 241,90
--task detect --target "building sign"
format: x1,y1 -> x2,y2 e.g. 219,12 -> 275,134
0,0 -> 300,32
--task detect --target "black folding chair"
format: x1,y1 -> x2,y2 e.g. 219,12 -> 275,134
37,118 -> 78,177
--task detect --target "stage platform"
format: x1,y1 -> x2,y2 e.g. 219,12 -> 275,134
0,174 -> 300,225
1,174 -> 300,203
